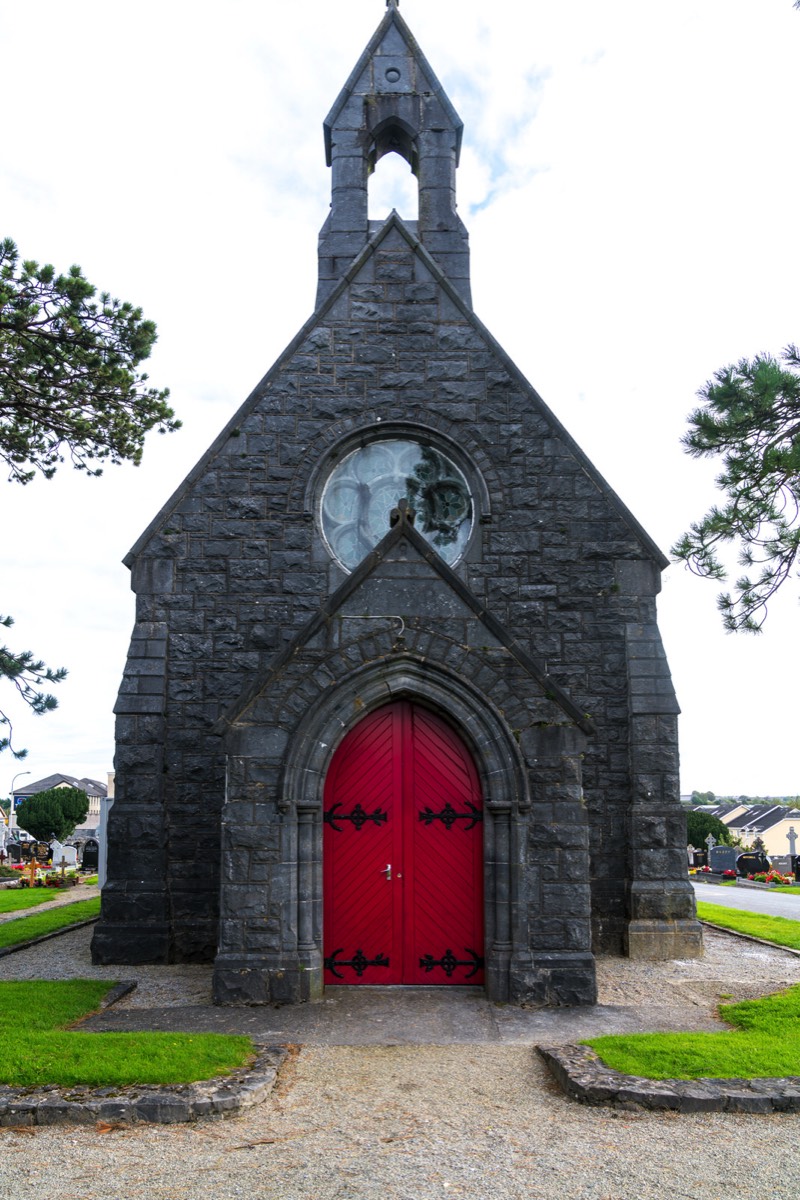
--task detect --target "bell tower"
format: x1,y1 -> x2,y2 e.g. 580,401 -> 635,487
317,0 -> 471,306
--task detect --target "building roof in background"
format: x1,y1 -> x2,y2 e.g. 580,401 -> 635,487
11,774 -> 107,799
694,804 -> 800,833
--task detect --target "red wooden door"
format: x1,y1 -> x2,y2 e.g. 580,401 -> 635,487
323,701 -> 484,986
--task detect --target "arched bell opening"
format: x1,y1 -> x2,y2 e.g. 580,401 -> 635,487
367,118 -> 420,222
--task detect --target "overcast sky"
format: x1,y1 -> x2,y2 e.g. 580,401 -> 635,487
1,0 -> 798,799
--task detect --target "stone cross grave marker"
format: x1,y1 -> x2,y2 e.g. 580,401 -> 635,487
788,827 -> 798,858
705,834 -> 717,852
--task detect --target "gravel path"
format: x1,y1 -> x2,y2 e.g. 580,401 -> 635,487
3,924 -> 800,1199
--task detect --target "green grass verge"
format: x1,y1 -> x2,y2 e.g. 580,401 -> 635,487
695,900 -> 800,950
0,980 -> 253,1087
0,889 -> 61,914
0,897 -> 101,949
585,984 -> 800,1080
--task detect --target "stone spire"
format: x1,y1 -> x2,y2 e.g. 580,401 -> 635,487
317,4 -> 471,307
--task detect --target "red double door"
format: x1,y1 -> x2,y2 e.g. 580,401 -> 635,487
323,701 -> 484,986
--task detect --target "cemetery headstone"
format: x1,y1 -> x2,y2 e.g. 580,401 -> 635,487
709,845 -> 737,874
787,827 -> 798,858
736,851 -> 771,877
770,854 -> 792,876
6,843 -> 21,864
35,841 -> 51,863
793,855 -> 800,883
81,838 -> 99,873
20,842 -> 32,862
51,844 -> 77,868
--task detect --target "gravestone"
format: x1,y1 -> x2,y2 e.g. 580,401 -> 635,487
6,842 -> 21,864
709,845 -> 737,874
20,842 -> 32,862
692,851 -> 708,868
81,839 -> 99,872
50,842 -> 77,869
736,851 -> 771,877
770,854 -> 792,875
793,855 -> 800,883
34,841 -> 50,863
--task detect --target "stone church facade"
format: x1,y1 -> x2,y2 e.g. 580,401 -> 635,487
92,2 -> 702,1005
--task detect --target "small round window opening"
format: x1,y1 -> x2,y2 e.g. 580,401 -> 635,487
320,439 -> 474,572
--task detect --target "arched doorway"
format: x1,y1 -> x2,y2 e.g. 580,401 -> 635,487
323,700 -> 484,986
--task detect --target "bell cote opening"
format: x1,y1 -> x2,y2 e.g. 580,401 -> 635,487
368,152 -> 419,223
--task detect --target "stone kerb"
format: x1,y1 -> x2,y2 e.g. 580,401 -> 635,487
0,1045 -> 287,1127
539,1043 -> 800,1114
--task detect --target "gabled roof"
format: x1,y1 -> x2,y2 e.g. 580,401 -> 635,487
12,773 -> 106,798
214,500 -> 595,736
323,2 -> 463,166
126,211 -> 669,570
725,804 -> 800,831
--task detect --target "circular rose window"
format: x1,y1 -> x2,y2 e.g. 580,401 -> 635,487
320,440 -> 473,571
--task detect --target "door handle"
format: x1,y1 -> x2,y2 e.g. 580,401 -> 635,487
381,863 -> 392,881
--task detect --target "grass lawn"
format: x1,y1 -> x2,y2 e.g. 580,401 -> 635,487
0,980 -> 253,1087
585,984 -> 800,1080
695,900 -> 800,951
0,889 -> 61,915
0,897 -> 101,949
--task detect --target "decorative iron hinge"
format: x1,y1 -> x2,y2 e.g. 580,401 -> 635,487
324,948 -> 390,979
418,948 -> 484,979
418,801 -> 483,831
324,802 -> 388,832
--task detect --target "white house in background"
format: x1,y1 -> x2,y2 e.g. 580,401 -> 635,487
11,773 -> 107,834
704,804 -> 800,859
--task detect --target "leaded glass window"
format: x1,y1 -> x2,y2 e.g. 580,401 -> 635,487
320,439 -> 473,571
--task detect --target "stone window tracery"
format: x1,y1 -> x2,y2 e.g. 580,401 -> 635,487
320,438 -> 473,571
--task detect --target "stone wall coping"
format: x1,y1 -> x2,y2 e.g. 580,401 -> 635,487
538,1043 -> 800,1113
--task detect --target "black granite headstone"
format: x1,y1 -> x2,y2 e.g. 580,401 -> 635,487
736,852 -> 771,877
709,845 -> 738,874
81,839 -> 99,872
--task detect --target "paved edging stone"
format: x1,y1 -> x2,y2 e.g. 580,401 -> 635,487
538,1043 -> 800,1113
0,1044 -> 287,1126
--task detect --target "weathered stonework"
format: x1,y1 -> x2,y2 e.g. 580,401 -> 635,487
92,4 -> 701,1004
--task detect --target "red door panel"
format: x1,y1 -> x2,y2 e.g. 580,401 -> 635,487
323,701 -> 484,986
323,706 -> 401,984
